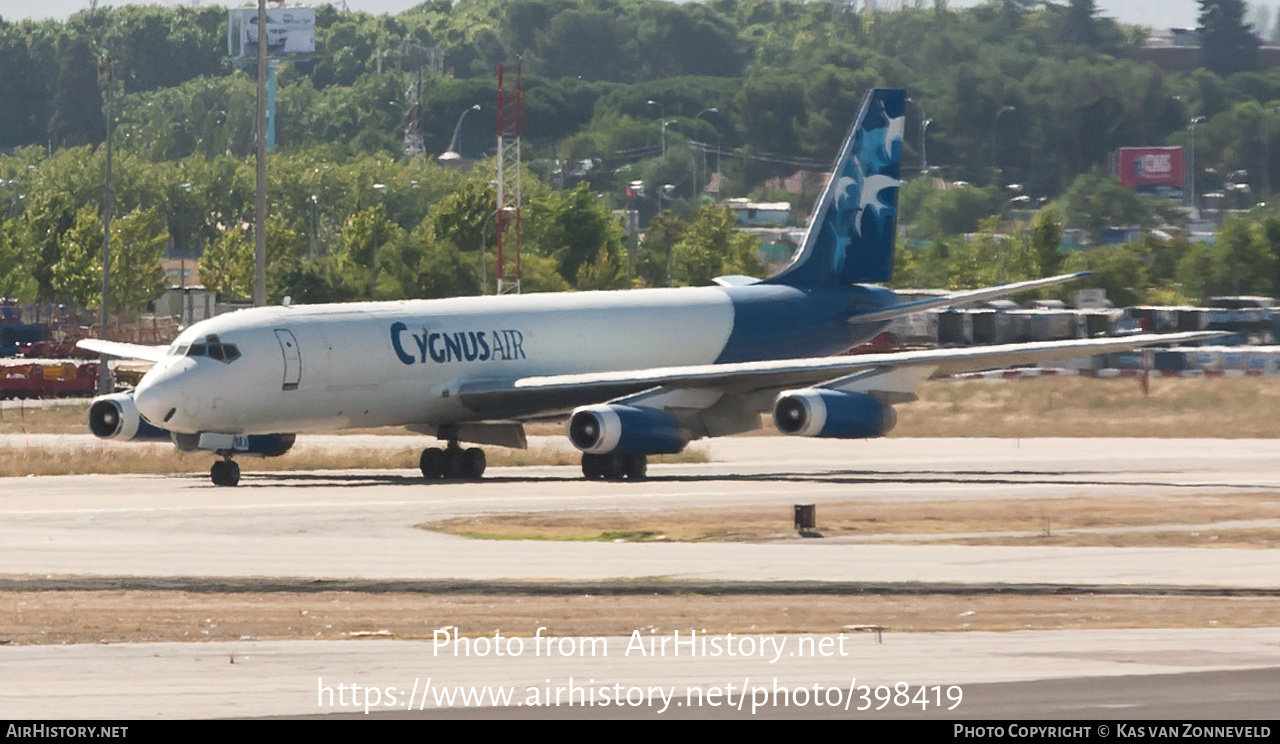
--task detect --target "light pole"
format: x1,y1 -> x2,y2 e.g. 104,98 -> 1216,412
99,53 -> 115,394
658,184 -> 675,286
921,118 -> 933,175
907,97 -> 929,174
175,181 -> 192,287
660,119 -> 676,158
695,107 -> 719,191
370,183 -> 387,299
308,194 -> 319,258
438,104 -> 481,163
1263,107 -> 1279,195
1224,169 -> 1250,294
1188,116 -> 1206,215
990,105 -> 1015,184
253,0 -> 267,307
997,193 -> 1031,282
647,100 -> 665,156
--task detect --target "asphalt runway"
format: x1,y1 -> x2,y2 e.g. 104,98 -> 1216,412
2,437 -> 1279,719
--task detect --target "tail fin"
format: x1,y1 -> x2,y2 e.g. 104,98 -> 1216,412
766,88 -> 905,288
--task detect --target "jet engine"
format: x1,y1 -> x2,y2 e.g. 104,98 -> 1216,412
87,393 -> 172,442
567,404 -> 686,455
772,389 -> 897,439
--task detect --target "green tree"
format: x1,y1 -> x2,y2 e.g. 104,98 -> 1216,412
575,245 -> 628,291
671,205 -> 764,286
48,39 -> 105,150
400,221 -> 481,299
22,193 -> 78,303
1029,208 -> 1064,277
523,184 -> 626,287
0,219 -> 37,302
1063,0 -> 1098,47
107,207 -> 167,314
1062,243 -> 1144,307
1199,0 -> 1258,77
334,205 -> 403,299
1054,169 -> 1156,244
199,229 -> 253,299
635,210 -> 685,287
50,204 -> 102,308
914,183 -> 1001,239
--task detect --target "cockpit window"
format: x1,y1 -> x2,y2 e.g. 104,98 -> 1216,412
169,343 -> 188,357
186,334 -> 240,364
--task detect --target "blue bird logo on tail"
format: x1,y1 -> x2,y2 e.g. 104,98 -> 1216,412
766,88 -> 905,288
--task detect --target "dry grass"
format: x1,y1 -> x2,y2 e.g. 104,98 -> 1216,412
5,376 -> 1280,478
423,493 -> 1280,549
892,376 -> 1280,438
0,402 -> 90,435
0,443 -> 705,478
3,590 -> 1278,645
8,377 -> 1280,442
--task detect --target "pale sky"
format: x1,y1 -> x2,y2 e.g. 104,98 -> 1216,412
0,1 -> 1209,31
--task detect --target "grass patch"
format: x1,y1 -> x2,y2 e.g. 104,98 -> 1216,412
4,590 -> 1279,645
435,528 -> 669,542
10,376 -> 1280,443
0,402 -> 90,435
423,493 -> 1280,549
892,376 -> 1280,438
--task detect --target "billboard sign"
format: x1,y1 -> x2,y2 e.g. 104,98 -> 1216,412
1116,146 -> 1184,198
228,8 -> 315,59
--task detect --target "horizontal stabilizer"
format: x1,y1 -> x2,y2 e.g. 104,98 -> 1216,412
849,272 -> 1092,324
712,275 -> 762,287
76,339 -> 168,364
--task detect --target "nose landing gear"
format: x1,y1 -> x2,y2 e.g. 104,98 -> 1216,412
210,458 -> 240,487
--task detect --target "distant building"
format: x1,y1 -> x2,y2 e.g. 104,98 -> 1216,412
726,198 -> 792,227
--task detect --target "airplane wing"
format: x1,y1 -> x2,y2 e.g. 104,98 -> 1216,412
848,272 -> 1092,324
458,330 -> 1226,419
76,339 -> 169,364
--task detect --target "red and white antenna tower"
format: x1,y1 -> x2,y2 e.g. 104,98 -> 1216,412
495,60 -> 524,294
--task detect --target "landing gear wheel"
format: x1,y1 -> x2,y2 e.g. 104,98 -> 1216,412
462,447 -> 486,479
625,454 -> 648,481
210,459 -> 240,487
443,447 -> 466,479
603,453 -> 628,481
581,453 -> 605,480
419,447 -> 445,479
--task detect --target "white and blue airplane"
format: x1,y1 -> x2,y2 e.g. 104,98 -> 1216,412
80,88 -> 1216,486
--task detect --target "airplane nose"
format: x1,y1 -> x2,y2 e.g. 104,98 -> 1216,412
134,363 -> 190,427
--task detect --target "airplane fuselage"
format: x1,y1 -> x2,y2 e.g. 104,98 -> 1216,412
134,283 -> 898,436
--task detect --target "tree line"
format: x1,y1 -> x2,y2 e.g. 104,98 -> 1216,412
2,0 -> 1279,313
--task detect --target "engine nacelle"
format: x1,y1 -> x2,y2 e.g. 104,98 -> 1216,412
87,393 -> 172,442
772,389 -> 897,439
567,405 -> 686,455
173,432 -> 297,458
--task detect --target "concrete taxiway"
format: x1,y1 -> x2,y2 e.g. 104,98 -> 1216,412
2,437 -> 1279,718
0,437 -> 1278,585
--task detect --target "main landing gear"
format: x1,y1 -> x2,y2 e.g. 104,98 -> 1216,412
210,458 -> 240,487
580,452 -> 647,481
419,441 -> 487,481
